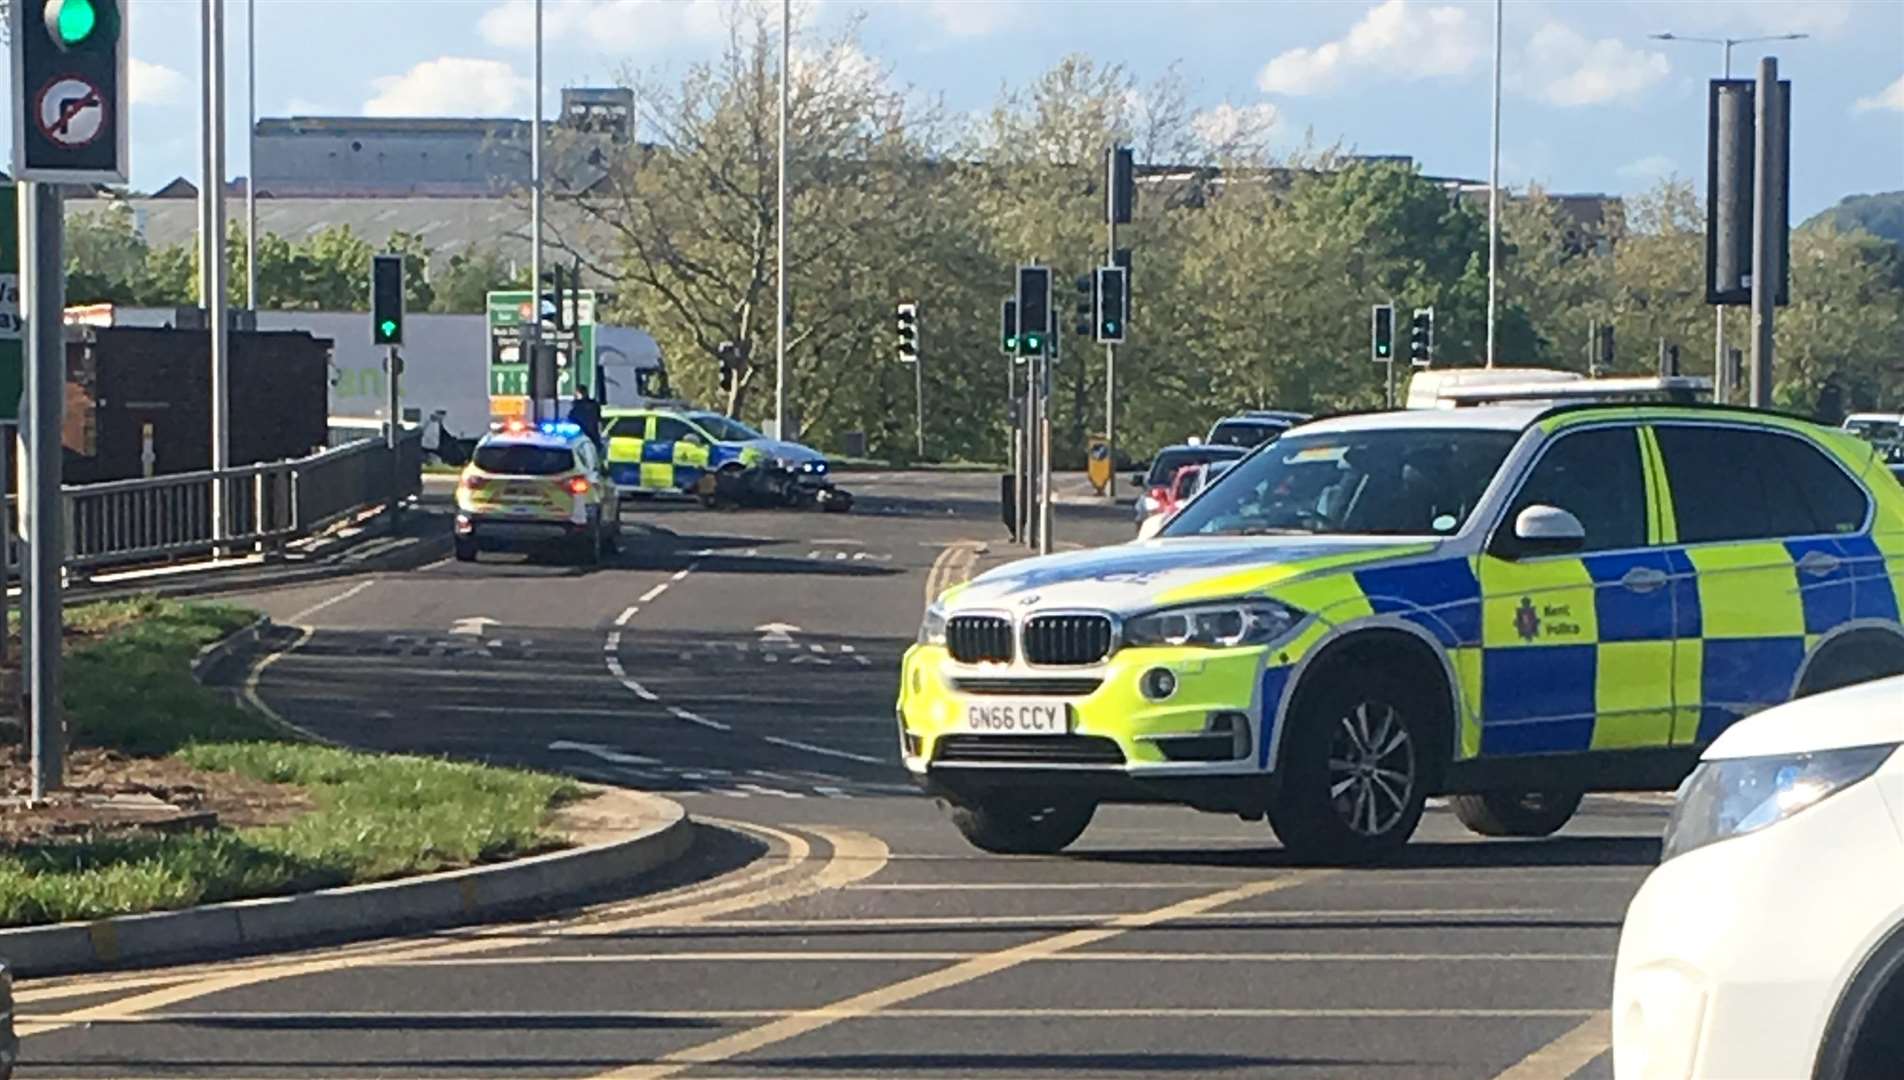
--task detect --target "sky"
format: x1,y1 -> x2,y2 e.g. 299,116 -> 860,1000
29,0 -> 1904,220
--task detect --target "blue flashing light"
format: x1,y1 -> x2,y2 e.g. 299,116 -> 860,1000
539,421 -> 583,437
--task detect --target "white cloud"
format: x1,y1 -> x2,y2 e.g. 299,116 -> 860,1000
478,0 -> 724,52
1617,153 -> 1676,181
1855,73 -> 1904,114
1523,23 -> 1669,107
1256,0 -> 1483,96
792,42 -> 888,97
1191,103 -> 1281,148
1661,0 -> 1854,40
364,58 -> 531,118
925,0 -> 1016,38
129,58 -> 188,107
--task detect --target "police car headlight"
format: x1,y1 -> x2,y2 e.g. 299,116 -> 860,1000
1661,743 -> 1899,862
1123,600 -> 1302,649
918,604 -> 947,646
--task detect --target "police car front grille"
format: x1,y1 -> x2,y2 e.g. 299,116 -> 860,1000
935,735 -> 1126,765
1023,614 -> 1114,666
951,677 -> 1103,697
947,616 -> 1013,664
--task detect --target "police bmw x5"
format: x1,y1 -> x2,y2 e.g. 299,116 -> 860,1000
900,391 -> 1904,862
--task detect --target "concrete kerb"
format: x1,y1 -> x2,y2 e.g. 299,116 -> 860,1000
0,785 -> 694,977
1,619 -> 698,977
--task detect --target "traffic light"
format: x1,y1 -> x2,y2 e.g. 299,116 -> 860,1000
14,0 -> 128,183
1016,265 -> 1051,357
1408,307 -> 1434,367
999,298 -> 1018,356
1371,304 -> 1394,362
540,264 -> 571,332
1114,247 -> 1132,323
1095,266 -> 1126,343
1073,274 -> 1095,338
1597,324 -> 1616,373
1658,340 -> 1681,378
1106,146 -> 1134,225
895,302 -> 919,363
371,254 -> 404,345
529,341 -> 559,401
717,341 -> 742,393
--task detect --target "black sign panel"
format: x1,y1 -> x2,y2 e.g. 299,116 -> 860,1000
12,0 -> 128,183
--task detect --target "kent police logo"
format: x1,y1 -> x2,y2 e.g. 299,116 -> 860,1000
1514,596 -> 1541,642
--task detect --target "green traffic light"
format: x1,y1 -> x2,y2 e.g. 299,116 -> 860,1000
54,0 -> 98,44
379,319 -> 398,337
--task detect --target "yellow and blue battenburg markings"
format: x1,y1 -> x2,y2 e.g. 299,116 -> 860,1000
1241,420 -> 1904,769
606,414 -> 748,492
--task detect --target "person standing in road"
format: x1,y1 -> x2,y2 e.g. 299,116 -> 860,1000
568,385 -> 603,450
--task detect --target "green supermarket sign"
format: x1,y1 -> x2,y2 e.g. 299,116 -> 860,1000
485,289 -> 596,411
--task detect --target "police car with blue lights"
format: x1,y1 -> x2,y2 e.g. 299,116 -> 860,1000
900,377 -> 1904,862
454,419 -> 622,564
602,404 -> 849,510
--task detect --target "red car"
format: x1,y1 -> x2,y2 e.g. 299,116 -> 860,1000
1138,459 -> 1237,535
1132,443 -> 1247,526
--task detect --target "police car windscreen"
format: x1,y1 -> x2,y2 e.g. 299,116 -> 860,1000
1163,428 -> 1518,538
1209,421 -> 1286,448
473,444 -> 576,476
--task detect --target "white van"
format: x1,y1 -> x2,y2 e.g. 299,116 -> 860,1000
1403,367 -> 1585,409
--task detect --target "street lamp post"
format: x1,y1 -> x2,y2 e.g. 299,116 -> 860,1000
1486,0 -> 1501,369
1650,31 -> 1808,402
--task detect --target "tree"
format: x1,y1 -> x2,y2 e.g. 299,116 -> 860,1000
432,243 -> 525,313
551,7 -> 950,452
63,202 -> 194,306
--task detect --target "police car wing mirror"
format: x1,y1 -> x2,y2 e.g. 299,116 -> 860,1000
1510,505 -> 1586,557
1137,514 -> 1169,541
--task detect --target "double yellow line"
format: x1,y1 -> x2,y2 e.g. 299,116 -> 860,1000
17,821 -> 888,1036
924,540 -> 984,605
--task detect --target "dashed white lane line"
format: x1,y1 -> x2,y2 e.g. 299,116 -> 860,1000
287,578 -> 379,624
607,553 -> 883,763
763,735 -> 887,766
669,705 -> 731,732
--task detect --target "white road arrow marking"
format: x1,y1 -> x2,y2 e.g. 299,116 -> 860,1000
450,617 -> 499,636
547,740 -> 660,767
756,622 -> 801,646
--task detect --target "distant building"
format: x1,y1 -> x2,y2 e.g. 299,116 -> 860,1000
148,86 -> 634,200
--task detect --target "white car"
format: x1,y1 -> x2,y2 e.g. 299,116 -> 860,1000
1612,674 -> 1904,1080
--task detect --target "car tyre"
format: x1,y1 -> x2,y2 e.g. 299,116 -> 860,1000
453,538 -> 478,563
1267,668 -> 1428,865
1449,790 -> 1583,838
947,799 -> 1093,855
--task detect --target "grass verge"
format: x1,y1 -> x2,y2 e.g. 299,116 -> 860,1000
1,598 -> 578,928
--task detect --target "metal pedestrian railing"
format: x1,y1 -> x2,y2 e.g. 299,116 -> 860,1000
8,431 -> 423,576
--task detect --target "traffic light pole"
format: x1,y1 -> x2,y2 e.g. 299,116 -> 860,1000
1105,218 -> 1117,503
1039,346 -> 1053,557
913,347 -> 925,460
1023,355 -> 1038,550
385,344 -> 402,519
201,0 -> 231,544
22,181 -> 65,799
